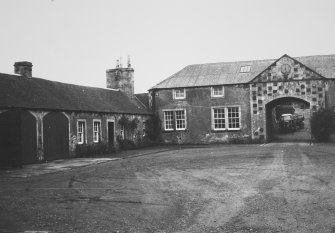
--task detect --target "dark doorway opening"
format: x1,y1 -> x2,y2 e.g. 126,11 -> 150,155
21,111 -> 37,164
266,97 -> 311,142
0,109 -> 22,168
108,121 -> 115,148
43,112 -> 69,161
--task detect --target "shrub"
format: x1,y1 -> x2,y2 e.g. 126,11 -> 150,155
75,142 -> 115,158
310,108 -> 335,142
117,137 -> 136,150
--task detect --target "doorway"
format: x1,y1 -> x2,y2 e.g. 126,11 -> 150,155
266,97 -> 311,142
108,121 -> 115,147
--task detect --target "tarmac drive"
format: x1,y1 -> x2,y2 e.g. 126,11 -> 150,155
1,143 -> 335,233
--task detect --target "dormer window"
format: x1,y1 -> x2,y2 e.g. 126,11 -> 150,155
173,88 -> 186,99
240,65 -> 251,73
211,86 -> 224,97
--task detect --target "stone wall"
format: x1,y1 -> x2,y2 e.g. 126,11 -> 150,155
0,108 -> 150,163
153,85 -> 251,144
250,56 -> 327,142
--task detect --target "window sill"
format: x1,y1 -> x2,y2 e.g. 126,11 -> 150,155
163,129 -> 187,133
212,129 -> 241,132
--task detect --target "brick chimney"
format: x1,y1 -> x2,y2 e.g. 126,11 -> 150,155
106,58 -> 134,98
14,61 -> 33,78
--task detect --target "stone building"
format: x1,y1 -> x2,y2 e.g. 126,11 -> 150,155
149,54 -> 335,144
0,61 -> 151,167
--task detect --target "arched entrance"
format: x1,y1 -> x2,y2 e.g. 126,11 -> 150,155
266,97 -> 311,142
0,110 -> 37,167
43,112 -> 69,161
0,109 -> 22,168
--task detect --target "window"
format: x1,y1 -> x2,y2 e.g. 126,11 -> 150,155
174,88 -> 186,99
175,110 -> 186,130
213,108 -> 225,129
164,111 -> 174,130
93,120 -> 101,143
211,86 -> 224,97
240,66 -> 251,73
77,120 -> 86,144
227,107 -> 240,130
163,109 -> 186,131
212,106 -> 241,130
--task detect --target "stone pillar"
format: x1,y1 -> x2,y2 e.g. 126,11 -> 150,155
29,111 -> 48,161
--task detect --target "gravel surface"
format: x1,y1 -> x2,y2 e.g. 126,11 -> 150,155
1,143 -> 335,233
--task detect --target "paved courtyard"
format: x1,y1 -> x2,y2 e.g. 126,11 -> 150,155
1,143 -> 335,233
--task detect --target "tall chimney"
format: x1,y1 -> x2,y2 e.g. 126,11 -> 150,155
14,61 -> 33,78
106,60 -> 134,99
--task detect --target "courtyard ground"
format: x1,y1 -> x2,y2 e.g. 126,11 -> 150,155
1,143 -> 335,233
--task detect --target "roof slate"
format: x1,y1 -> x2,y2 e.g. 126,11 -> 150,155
135,93 -> 150,109
151,54 -> 335,89
0,73 -> 150,115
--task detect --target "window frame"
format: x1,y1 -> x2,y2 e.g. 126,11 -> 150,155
211,106 -> 241,131
163,109 -> 187,131
93,119 -> 101,143
211,86 -> 224,97
77,120 -> 87,144
163,110 -> 174,131
175,109 -> 187,131
173,88 -> 186,99
240,65 -> 251,73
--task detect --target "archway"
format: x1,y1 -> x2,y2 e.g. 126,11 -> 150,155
265,97 -> 311,142
43,112 -> 69,161
0,110 -> 22,168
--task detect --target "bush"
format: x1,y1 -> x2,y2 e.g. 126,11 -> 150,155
310,108 -> 335,142
117,138 -> 136,150
75,142 -> 115,158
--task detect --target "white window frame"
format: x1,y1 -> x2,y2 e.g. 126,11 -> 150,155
173,88 -> 186,99
240,66 -> 251,73
211,106 -> 241,131
175,109 -> 186,131
163,109 -> 187,131
93,119 -> 101,143
77,120 -> 87,144
163,110 -> 174,131
211,86 -> 224,97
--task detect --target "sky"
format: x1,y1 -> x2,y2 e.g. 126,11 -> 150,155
0,0 -> 334,93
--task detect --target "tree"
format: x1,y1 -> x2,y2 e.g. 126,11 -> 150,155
310,108 -> 335,142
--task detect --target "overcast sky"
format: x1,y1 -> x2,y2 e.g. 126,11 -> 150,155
0,0 -> 334,93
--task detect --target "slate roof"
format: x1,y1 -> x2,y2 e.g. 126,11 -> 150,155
0,73 -> 150,115
135,93 -> 150,109
151,54 -> 335,90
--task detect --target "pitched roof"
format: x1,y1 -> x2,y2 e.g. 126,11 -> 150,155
0,73 -> 150,115
135,93 -> 150,109
150,54 -> 335,90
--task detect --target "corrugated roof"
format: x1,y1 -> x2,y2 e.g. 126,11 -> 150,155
151,54 -> 335,89
0,73 -> 150,115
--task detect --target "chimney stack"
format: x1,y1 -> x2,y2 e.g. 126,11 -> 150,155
14,61 -> 33,78
106,58 -> 134,99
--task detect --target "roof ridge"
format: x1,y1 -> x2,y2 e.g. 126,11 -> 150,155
187,58 -> 276,66
0,72 -> 118,92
